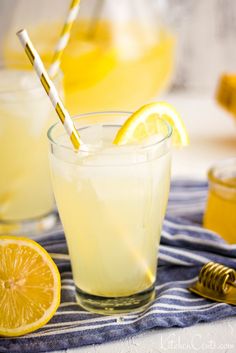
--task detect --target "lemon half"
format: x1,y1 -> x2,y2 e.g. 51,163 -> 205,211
0,236 -> 61,337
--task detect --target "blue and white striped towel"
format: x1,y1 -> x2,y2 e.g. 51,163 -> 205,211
1,180 -> 236,353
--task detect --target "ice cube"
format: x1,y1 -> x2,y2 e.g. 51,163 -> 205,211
141,133 -> 166,146
80,124 -> 103,147
0,69 -> 51,135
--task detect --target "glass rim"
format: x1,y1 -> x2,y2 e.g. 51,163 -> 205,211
47,110 -> 173,154
0,60 -> 62,96
208,157 -> 236,189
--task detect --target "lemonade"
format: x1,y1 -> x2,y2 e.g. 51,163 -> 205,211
0,67 -> 61,232
4,20 -> 175,114
49,112 -> 172,313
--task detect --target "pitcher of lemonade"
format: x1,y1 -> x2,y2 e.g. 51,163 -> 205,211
3,0 -> 175,114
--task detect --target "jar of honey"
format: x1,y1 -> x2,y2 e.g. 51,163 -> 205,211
204,158 -> 236,244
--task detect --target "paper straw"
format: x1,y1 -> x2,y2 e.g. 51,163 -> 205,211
17,29 -> 81,150
49,0 -> 81,77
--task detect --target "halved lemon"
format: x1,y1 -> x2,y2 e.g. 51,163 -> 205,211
0,236 -> 61,337
113,102 -> 189,146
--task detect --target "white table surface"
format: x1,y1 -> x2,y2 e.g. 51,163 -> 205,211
54,92 -> 236,353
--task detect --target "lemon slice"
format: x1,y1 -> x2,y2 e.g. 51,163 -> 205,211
113,102 -> 189,146
0,236 -> 61,337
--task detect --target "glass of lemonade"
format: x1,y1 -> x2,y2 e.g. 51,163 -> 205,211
48,112 -> 172,314
0,62 -> 62,234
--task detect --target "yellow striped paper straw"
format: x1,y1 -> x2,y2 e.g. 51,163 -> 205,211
17,29 -> 81,150
49,0 -> 81,77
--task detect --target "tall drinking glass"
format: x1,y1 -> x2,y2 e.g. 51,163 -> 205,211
48,112 -> 172,314
0,63 -> 62,234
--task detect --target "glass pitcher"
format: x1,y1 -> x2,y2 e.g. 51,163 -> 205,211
2,0 -> 175,114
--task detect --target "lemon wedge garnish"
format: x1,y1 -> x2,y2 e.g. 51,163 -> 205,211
0,236 -> 61,337
113,102 -> 189,146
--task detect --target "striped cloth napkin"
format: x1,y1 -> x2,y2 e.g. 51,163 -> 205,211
1,180 -> 236,353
